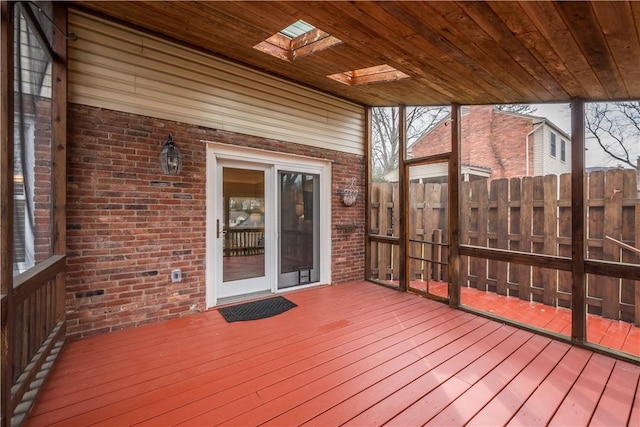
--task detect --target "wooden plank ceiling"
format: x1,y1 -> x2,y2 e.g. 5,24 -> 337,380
76,1 -> 640,107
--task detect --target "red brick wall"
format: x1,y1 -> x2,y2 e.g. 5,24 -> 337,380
412,106 -> 534,179
488,109 -> 532,179
410,118 -> 451,159
66,104 -> 365,339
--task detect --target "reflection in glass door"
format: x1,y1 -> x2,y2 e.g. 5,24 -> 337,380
407,162 -> 449,299
279,172 -> 319,288
219,166 -> 269,299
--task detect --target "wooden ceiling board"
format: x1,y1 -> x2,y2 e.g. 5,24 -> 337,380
204,1 -> 425,105
425,1 -> 554,102
298,2 -> 467,102
350,1 -> 513,103
555,2 -> 627,99
75,1 -> 640,107
517,1 -> 605,99
485,2 -> 586,98
269,1 -> 461,105
385,1 -> 531,102
451,1 -> 563,100
591,1 -> 640,97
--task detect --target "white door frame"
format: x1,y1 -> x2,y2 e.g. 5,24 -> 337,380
206,142 -> 332,308
215,160 -> 273,299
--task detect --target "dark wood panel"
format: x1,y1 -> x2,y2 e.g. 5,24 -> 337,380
592,2 -> 640,96
77,1 -> 640,106
554,2 -> 627,99
487,1 -> 585,97
453,1 -> 562,100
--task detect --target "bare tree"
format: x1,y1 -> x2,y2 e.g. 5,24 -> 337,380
371,106 -> 449,180
494,104 -> 538,115
585,102 -> 639,170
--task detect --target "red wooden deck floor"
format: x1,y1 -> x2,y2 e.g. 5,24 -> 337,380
26,281 -> 640,426
417,280 -> 640,357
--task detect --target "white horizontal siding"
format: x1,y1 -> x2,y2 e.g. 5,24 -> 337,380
67,10 -> 365,155
541,127 -> 571,176
533,128 -> 544,176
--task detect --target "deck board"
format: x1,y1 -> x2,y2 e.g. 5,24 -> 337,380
337,324 -> 518,426
25,281 -> 639,427
549,353 -> 616,426
589,361 -> 640,426
506,346 -> 594,426
466,339 -> 571,426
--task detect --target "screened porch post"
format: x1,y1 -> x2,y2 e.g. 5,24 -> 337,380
449,103 -> 461,307
1,2 -> 15,425
52,1 -> 68,328
364,107 -> 372,282
398,105 -> 407,292
571,98 -> 586,343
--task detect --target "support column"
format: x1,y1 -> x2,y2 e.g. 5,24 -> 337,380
449,104 -> 461,307
1,2 -> 15,425
571,99 -> 586,343
399,105 -> 407,292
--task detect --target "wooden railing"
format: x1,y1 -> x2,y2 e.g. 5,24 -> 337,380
1,255 -> 66,425
224,228 -> 265,257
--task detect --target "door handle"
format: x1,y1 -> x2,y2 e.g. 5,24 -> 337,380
217,219 -> 226,238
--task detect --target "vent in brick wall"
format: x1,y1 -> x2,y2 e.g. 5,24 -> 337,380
75,289 -> 105,299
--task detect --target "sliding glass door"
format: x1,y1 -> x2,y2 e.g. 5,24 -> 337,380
217,164 -> 270,299
278,172 -> 320,288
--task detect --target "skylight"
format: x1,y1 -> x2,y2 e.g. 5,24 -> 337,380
254,20 -> 342,62
327,65 -> 410,86
279,20 -> 315,38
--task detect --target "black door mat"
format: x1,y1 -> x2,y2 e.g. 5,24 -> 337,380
218,296 -> 297,323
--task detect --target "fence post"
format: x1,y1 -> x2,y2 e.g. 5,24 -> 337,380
369,183 -> 380,279
602,169 -> 624,318
460,181 -> 470,288
520,177 -> 533,301
587,170 -> 605,315
558,173 -> 572,308
425,183 -> 439,281
470,179 -> 488,290
410,182 -> 424,280
621,170 -> 637,323
392,182 -> 400,280
489,179 -> 509,295
379,183 -> 393,280
542,174 -> 558,306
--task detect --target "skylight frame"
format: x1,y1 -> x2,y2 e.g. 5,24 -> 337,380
327,65 -> 410,86
254,20 -> 342,62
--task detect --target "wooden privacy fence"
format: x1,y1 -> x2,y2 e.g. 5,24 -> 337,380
370,181 -> 449,285
370,169 -> 640,324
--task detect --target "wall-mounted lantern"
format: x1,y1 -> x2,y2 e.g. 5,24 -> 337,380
160,134 -> 182,175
